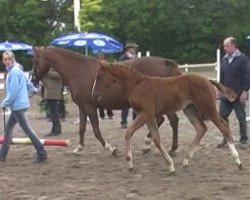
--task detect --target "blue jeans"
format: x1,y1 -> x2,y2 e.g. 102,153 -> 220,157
121,109 -> 129,125
219,99 -> 248,142
0,109 -> 47,159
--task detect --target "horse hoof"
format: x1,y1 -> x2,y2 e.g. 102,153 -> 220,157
128,167 -> 134,172
144,137 -> 151,145
169,171 -> 176,176
237,163 -> 243,170
182,164 -> 188,171
168,150 -> 176,158
142,146 -> 151,155
73,145 -> 84,155
112,147 -> 118,157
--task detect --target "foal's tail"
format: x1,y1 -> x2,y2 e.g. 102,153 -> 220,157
209,80 -> 237,102
164,59 -> 182,76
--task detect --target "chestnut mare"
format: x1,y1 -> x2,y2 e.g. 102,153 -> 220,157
32,47 -> 181,155
92,62 -> 242,173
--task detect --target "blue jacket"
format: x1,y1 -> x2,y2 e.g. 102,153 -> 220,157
1,63 -> 38,111
220,50 -> 250,92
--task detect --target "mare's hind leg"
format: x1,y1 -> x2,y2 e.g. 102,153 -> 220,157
146,118 -> 175,173
166,113 -> 179,157
182,105 -> 207,168
86,105 -> 117,155
209,111 -> 242,169
73,107 -> 87,154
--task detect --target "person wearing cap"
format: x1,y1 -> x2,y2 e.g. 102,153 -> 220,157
118,42 -> 138,129
217,36 -> 250,149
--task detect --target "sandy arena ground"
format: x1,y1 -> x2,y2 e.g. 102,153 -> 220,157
0,76 -> 250,200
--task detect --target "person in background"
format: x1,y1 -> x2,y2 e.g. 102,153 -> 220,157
0,50 -> 47,162
42,68 -> 63,136
96,51 -> 113,119
118,42 -> 138,128
217,36 -> 250,149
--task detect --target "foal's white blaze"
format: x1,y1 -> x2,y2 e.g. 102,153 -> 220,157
91,77 -> 97,99
227,142 -> 241,166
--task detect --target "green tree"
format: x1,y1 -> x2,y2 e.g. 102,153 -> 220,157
78,0 -> 250,63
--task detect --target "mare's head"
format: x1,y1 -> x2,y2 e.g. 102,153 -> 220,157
92,61 -> 116,101
32,47 -> 51,83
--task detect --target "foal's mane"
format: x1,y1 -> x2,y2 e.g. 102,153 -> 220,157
109,63 -> 147,79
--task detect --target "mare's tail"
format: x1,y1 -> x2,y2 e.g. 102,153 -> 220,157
209,80 -> 237,102
164,59 -> 182,76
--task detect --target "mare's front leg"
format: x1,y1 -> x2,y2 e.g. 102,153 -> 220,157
73,107 -> 87,154
86,106 -> 117,156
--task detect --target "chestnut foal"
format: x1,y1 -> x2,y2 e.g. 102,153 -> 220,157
92,61 -> 242,173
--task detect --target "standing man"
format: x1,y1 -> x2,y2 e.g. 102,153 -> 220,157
118,42 -> 138,129
217,36 -> 250,149
0,50 -> 47,162
42,68 -> 63,136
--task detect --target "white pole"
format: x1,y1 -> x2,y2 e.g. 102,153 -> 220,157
74,0 -> 81,32
216,49 -> 220,82
137,52 -> 141,58
146,51 -> 150,57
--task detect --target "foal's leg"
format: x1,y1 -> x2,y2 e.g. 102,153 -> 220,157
182,105 -> 207,168
73,107 -> 87,154
86,105 -> 117,155
146,118 -> 175,173
209,112 -> 242,169
145,114 -> 164,143
143,114 -> 164,153
144,113 -> 179,157
125,113 -> 149,170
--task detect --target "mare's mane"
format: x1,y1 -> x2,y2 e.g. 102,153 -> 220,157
46,46 -> 97,62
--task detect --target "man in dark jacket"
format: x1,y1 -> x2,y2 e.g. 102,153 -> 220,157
218,36 -> 250,149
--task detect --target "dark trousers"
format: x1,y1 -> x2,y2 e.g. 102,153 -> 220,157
219,99 -> 248,142
47,100 -> 61,134
121,108 -> 137,125
99,108 -> 113,119
59,99 -> 66,119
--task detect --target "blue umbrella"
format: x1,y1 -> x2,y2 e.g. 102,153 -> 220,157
0,41 -> 33,51
50,32 -> 123,55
